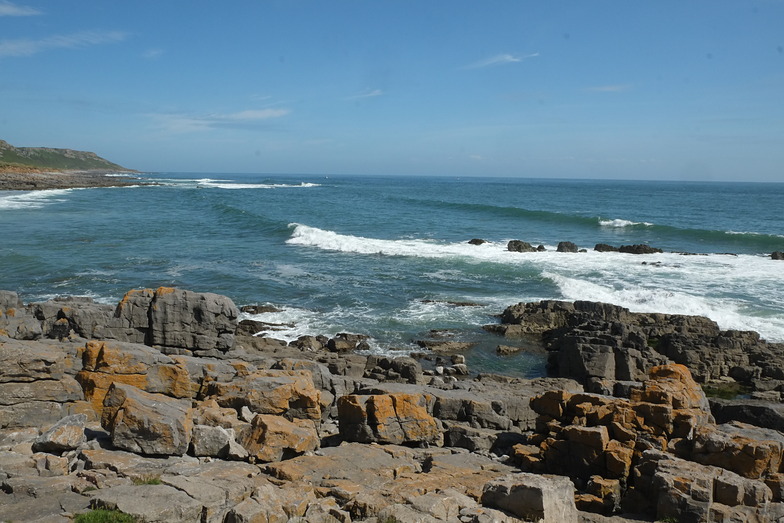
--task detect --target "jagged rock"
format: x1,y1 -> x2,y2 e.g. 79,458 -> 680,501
76,340 -> 193,414
468,238 -> 487,245
710,397 -> 784,432
202,369 -> 322,420
32,414 -> 86,453
691,421 -> 784,479
629,450 -> 773,522
101,383 -> 193,456
338,392 -> 443,446
0,291 -> 42,339
237,414 -> 319,462
481,472 -> 578,522
327,332 -> 370,353
145,287 -> 238,352
0,339 -> 86,429
594,243 -> 619,252
771,251 -> 784,260
507,240 -> 536,252
618,244 -> 663,254
557,241 -> 579,253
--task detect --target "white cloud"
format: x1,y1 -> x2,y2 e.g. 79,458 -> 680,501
0,1 -> 41,16
347,88 -> 384,99
464,52 -> 539,69
588,84 -> 632,92
142,48 -> 164,59
0,30 -> 128,57
151,108 -> 291,133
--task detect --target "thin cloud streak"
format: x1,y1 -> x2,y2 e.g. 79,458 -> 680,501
464,52 -> 539,69
151,108 -> 291,133
347,89 -> 384,99
588,84 -> 633,92
0,30 -> 128,57
0,1 -> 41,16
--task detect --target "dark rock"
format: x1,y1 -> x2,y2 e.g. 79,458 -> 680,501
594,243 -> 619,252
710,398 -> 784,432
507,240 -> 536,253
240,304 -> 282,314
772,251 -> 784,260
327,332 -> 369,353
537,245 -> 546,251
557,241 -> 579,253
468,238 -> 487,245
618,244 -> 663,254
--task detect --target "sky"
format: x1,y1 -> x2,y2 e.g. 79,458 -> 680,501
1,1 -> 783,181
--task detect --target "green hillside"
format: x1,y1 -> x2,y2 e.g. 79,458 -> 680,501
0,139 -> 132,172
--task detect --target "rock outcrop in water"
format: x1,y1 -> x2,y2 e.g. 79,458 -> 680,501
3,289 -> 784,522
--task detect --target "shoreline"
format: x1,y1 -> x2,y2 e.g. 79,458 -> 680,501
0,169 -> 151,191
2,287 -> 784,521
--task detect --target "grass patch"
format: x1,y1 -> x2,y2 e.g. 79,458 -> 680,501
131,474 -> 162,485
74,509 -> 137,523
702,382 -> 750,400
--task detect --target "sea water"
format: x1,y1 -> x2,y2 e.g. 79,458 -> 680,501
1,173 -> 782,377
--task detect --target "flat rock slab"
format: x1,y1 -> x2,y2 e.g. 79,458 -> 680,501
90,484 -> 204,522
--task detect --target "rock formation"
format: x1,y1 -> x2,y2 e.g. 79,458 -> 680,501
2,289 -> 784,522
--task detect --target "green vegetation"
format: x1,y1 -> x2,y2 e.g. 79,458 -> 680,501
74,509 -> 137,523
131,474 -> 162,485
702,381 -> 750,400
0,139 -> 130,172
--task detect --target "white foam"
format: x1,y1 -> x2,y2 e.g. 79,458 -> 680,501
0,189 -> 74,210
286,224 -> 784,342
197,180 -> 320,190
599,218 -> 653,228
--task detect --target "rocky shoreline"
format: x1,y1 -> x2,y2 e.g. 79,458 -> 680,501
0,170 -> 149,191
2,288 -> 784,522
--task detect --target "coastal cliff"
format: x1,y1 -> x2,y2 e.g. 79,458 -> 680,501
0,139 -> 142,190
2,288 -> 783,522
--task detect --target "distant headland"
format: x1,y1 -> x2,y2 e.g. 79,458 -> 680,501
0,139 -> 147,191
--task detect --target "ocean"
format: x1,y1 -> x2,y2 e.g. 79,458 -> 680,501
1,173 -> 782,377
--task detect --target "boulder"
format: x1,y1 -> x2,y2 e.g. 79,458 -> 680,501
0,291 -> 42,340
507,240 -> 536,253
101,383 -> 193,456
145,287 -> 239,352
771,251 -> 784,260
202,369 -> 322,420
481,473 -> 578,523
468,238 -> 487,245
32,414 -> 87,453
618,244 -> 663,254
594,243 -> 619,252
691,421 -> 784,479
237,414 -> 319,462
338,393 -> 443,446
557,241 -> 579,253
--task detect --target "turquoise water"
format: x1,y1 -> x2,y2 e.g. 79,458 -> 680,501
2,174 -> 783,376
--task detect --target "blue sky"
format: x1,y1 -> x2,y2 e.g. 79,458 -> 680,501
1,1 -> 783,181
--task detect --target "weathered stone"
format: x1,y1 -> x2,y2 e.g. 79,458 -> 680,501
91,484 -> 204,522
237,414 -> 318,462
101,383 -> 192,456
692,421 -> 784,479
630,450 -> 773,522
557,241 -> 579,253
203,369 -> 322,420
507,240 -> 537,253
481,472 -> 578,522
338,393 -> 443,446
32,414 -> 86,453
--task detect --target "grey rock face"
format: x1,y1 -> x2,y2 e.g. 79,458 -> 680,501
557,241 -> 579,253
482,473 -> 578,523
101,383 -> 192,456
32,414 -> 87,453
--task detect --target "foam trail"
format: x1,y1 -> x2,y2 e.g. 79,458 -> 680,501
0,189 -> 74,210
599,218 -> 653,227
198,180 -> 320,190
